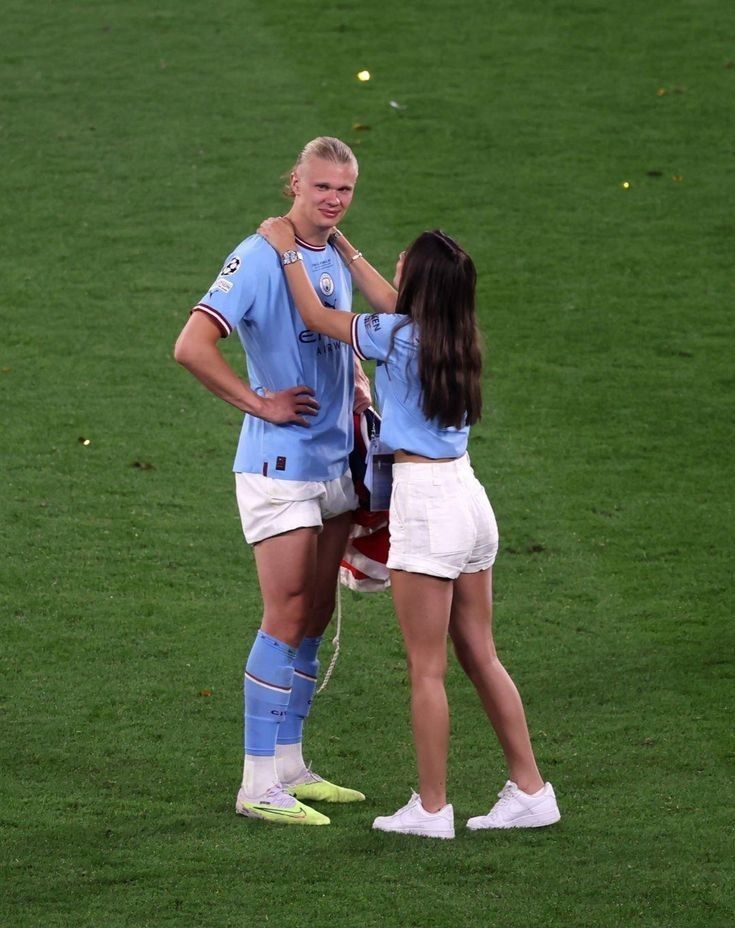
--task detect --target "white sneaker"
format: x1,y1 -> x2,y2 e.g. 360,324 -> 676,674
467,780 -> 560,830
373,791 -> 455,839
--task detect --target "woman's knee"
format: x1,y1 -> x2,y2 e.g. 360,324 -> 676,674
454,639 -> 498,681
406,653 -> 447,684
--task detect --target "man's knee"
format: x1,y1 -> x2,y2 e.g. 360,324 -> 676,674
262,593 -> 310,625
310,590 -> 337,626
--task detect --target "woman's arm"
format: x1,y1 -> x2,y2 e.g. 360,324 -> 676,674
329,229 -> 398,314
258,218 -> 356,345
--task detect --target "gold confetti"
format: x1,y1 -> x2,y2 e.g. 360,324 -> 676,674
621,181 -> 631,189
672,174 -> 684,182
198,689 -> 213,697
352,123 -> 371,131
78,437 -> 91,446
656,87 -> 668,96
356,70 -> 371,82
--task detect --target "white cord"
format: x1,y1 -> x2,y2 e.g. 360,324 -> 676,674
316,581 -> 342,694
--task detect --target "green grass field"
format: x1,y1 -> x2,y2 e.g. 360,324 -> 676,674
2,1 -> 733,925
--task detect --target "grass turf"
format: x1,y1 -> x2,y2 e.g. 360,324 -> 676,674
2,1 -> 733,926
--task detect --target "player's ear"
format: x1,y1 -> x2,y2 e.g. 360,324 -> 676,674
290,171 -> 299,196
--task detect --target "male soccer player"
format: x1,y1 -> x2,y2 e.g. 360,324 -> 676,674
175,137 -> 369,826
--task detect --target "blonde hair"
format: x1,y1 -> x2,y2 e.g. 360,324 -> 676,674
282,136 -> 358,198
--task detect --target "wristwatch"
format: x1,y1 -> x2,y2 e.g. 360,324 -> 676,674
281,249 -> 304,266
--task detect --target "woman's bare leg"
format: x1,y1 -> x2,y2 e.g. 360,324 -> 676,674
449,568 -> 543,794
390,568 -> 454,812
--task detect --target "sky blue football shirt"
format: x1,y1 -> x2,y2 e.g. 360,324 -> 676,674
193,234 -> 354,481
351,312 -> 470,458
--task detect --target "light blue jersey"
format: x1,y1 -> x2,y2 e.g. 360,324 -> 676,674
194,234 -> 354,480
351,313 -> 469,458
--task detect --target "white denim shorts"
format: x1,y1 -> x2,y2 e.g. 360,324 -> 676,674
235,471 -> 358,545
387,454 -> 499,579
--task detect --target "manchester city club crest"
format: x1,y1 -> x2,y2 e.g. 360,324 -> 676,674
319,272 -> 335,296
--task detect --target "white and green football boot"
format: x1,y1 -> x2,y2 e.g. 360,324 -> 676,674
236,784 -> 330,826
284,768 -> 366,803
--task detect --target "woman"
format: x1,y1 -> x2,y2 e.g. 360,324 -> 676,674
258,217 -> 560,838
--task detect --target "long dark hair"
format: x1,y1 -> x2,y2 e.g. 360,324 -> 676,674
392,230 -> 483,429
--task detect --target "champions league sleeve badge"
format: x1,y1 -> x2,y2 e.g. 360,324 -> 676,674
319,272 -> 335,297
220,256 -> 241,276
209,255 -> 241,294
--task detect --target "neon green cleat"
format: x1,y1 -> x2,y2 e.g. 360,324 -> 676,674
285,769 -> 366,803
236,785 -> 330,826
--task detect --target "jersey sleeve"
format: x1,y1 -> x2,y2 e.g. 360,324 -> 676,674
351,313 -> 407,362
192,248 -> 259,337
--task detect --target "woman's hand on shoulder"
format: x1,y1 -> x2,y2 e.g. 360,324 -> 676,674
258,217 -> 296,254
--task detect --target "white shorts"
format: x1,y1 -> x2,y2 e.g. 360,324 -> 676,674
387,454 -> 499,579
235,471 -> 358,545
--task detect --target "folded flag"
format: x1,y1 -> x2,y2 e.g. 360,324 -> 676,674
340,409 -> 390,592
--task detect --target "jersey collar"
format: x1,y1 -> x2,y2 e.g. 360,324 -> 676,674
295,235 -> 327,252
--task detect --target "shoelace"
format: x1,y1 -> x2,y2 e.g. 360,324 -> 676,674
301,762 -> 324,785
496,783 -> 516,805
396,791 -> 422,815
484,783 -> 516,819
262,784 -> 298,808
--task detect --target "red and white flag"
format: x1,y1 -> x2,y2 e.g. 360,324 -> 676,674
340,410 -> 390,592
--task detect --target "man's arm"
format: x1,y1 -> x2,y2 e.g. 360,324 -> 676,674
174,311 -> 319,426
353,357 -> 372,414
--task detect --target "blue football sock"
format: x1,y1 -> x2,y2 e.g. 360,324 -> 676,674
277,635 -> 322,746
244,631 -> 296,757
